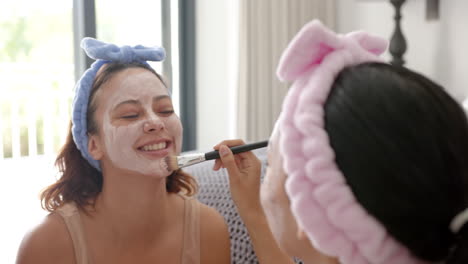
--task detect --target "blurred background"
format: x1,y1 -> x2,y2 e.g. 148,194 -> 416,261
1,0 -> 467,262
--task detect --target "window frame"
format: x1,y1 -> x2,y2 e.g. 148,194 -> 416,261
72,0 -> 197,151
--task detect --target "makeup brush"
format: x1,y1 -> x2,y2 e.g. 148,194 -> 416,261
164,140 -> 268,171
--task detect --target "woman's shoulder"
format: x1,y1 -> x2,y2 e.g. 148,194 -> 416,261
196,200 -> 231,264
16,212 -> 76,264
198,201 -> 230,242
180,195 -> 226,225
197,201 -> 226,226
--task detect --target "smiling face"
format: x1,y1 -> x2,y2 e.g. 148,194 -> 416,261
89,67 -> 182,177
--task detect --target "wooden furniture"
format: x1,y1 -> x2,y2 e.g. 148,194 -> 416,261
389,0 -> 407,67
388,0 -> 440,67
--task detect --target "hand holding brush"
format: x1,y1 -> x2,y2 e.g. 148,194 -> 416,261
163,140 -> 268,171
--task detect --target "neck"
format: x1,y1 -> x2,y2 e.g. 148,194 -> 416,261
91,169 -> 175,246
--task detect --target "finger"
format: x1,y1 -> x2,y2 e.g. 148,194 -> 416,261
235,158 -> 241,168
233,155 -> 243,167
213,139 -> 246,150
237,151 -> 261,166
232,151 -> 258,167
213,159 -> 222,171
218,145 -> 241,184
236,150 -> 259,161
222,139 -> 245,147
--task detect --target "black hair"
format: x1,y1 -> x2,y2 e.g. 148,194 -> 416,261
324,62 -> 468,263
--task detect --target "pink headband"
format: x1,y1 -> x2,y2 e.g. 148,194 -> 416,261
276,20 -> 427,264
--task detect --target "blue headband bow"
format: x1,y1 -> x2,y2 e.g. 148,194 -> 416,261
71,38 -> 166,171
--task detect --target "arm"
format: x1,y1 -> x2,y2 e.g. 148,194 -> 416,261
200,204 -> 231,264
213,140 -> 295,264
238,207 -> 295,264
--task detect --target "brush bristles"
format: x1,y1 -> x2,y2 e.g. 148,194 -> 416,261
164,156 -> 180,172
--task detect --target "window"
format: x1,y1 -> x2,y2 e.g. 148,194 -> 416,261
0,1 -> 74,262
96,0 -> 164,73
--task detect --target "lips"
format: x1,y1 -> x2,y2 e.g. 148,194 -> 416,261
136,139 -> 172,159
140,142 -> 167,151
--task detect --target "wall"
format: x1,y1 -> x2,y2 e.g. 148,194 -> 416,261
336,0 -> 468,102
194,0 -> 468,150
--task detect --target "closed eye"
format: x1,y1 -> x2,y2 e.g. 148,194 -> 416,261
159,110 -> 174,116
121,114 -> 139,119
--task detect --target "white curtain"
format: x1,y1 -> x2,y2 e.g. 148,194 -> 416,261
237,0 -> 336,142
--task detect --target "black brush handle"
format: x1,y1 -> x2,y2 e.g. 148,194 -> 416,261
204,140 -> 268,160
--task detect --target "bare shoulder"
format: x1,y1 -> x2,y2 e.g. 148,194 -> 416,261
16,212 -> 75,264
198,202 -> 231,264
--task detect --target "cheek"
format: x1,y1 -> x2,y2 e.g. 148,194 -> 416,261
165,116 -> 183,152
261,170 -> 294,250
260,174 -> 271,208
260,170 -> 283,208
103,115 -> 143,144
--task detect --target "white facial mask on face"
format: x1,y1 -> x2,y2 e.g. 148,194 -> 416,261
101,69 -> 182,177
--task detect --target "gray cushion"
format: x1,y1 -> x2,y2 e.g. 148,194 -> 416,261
184,148 -> 303,263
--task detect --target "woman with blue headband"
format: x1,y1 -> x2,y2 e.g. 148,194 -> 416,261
16,38 -> 230,264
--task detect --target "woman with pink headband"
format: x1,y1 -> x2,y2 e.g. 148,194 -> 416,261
215,20 -> 468,264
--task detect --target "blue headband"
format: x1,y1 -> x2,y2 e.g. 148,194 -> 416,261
71,37 -> 166,171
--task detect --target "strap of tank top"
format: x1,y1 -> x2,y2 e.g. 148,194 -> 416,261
56,203 -> 90,264
181,197 -> 200,264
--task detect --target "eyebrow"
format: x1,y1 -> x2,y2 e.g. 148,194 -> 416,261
113,99 -> 140,111
153,95 -> 171,103
113,95 -> 171,111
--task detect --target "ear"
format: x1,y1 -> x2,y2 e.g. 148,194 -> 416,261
87,133 -> 104,160
276,20 -> 342,82
346,31 -> 388,56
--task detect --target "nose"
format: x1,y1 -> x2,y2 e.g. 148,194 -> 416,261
143,118 -> 165,133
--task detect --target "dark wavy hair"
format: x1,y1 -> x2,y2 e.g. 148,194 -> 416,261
41,62 -> 197,212
324,62 -> 468,264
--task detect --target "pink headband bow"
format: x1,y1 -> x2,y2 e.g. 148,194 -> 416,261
276,20 -> 426,264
